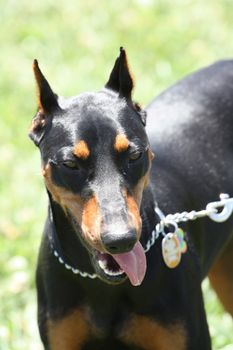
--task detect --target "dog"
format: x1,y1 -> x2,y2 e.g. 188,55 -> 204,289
29,48 -> 233,349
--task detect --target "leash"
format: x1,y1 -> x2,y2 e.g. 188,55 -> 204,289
146,193 -> 233,268
145,193 -> 233,252
49,193 -> 233,278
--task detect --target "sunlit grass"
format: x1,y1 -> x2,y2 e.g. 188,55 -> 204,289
0,0 -> 233,348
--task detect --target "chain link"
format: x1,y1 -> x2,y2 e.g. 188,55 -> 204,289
53,247 -> 98,279
144,193 -> 233,253
163,193 -> 233,225
52,193 -> 233,278
144,229 -> 160,253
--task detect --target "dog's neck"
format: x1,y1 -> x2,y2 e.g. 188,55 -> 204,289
48,198 -> 94,274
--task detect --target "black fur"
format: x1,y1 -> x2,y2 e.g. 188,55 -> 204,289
31,52 -> 233,349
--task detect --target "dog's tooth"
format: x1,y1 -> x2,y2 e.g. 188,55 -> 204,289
98,259 -> 107,270
97,256 -> 124,276
105,268 -> 124,276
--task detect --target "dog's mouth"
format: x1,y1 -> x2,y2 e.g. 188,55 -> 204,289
91,250 -> 126,285
68,211 -> 146,286
93,241 -> 147,286
96,251 -> 125,277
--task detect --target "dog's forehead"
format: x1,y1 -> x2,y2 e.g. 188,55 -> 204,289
55,91 -> 147,147
54,92 -> 121,148
62,91 -> 126,124
39,90 -> 148,164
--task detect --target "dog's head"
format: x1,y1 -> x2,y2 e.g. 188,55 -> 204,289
30,48 -> 154,286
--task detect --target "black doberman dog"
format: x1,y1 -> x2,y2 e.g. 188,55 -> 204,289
30,48 -> 233,349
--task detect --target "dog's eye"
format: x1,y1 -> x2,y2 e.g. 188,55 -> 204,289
129,151 -> 142,162
63,160 -> 79,169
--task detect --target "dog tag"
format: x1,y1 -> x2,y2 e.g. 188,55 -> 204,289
162,233 -> 181,268
176,228 -> 187,253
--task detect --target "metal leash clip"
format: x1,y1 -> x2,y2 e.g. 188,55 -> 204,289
206,193 -> 233,223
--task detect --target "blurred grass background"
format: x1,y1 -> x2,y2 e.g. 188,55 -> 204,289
0,0 -> 233,349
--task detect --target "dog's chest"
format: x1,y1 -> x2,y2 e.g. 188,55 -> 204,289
47,306 -> 187,349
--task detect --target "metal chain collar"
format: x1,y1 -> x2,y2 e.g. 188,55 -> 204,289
52,193 -> 233,279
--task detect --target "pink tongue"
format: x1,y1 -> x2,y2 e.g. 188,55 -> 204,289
111,242 -> 147,286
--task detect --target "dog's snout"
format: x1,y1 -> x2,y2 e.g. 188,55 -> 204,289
102,229 -> 137,254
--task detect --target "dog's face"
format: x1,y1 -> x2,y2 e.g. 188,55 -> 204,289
30,49 -> 153,286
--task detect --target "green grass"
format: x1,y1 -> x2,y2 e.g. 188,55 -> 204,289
0,0 -> 233,348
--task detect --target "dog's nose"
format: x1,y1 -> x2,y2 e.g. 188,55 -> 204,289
102,229 -> 137,254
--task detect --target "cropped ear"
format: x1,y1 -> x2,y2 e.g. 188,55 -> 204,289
33,59 -> 59,113
105,47 -> 134,100
29,60 -> 59,146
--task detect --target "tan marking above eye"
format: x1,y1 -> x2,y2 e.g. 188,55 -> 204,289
114,134 -> 129,153
73,140 -> 90,160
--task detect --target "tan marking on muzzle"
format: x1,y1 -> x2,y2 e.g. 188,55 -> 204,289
81,196 -> 103,250
42,164 -> 83,222
125,193 -> 142,240
73,140 -> 90,160
114,134 -> 129,153
124,149 -> 154,238
132,175 -> 148,208
43,164 -> 103,251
